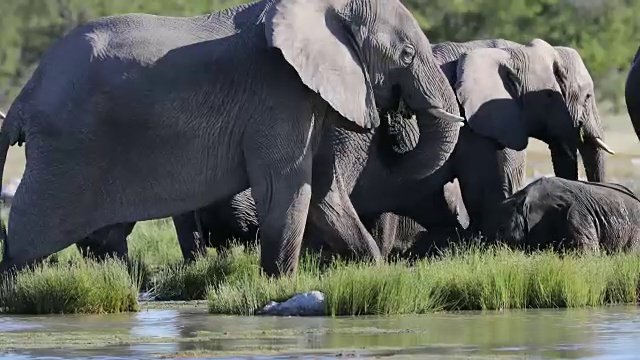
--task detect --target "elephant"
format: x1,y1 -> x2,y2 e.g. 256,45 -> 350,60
0,0 -> 465,276
625,44 -> 640,142
491,176 -> 640,253
408,38 -> 613,236
344,37 -> 612,249
77,37 -> 610,264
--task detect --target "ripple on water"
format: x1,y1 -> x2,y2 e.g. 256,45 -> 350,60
129,309 -> 181,339
0,318 -> 43,333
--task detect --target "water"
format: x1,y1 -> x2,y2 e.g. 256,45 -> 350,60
2,305 -> 640,359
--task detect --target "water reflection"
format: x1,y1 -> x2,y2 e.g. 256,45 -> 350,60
129,309 -> 180,338
1,306 -> 640,359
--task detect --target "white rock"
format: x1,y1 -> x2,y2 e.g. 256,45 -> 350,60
257,290 -> 325,316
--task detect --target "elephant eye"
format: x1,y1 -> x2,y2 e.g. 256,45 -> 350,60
400,44 -> 416,66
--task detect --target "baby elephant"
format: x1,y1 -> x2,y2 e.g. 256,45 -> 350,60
493,177 -> 640,253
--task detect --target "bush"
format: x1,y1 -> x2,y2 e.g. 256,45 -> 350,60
0,257 -> 140,314
152,243 -> 260,301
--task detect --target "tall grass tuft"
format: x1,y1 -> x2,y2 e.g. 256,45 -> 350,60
152,242 -> 260,300
207,244 -> 640,316
0,258 -> 140,314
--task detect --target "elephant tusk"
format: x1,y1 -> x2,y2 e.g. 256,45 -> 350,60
427,107 -> 466,124
0,111 -> 5,120
594,137 -> 615,155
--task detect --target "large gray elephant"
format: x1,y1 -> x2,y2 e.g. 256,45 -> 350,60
78,38 -> 609,263
492,177 -> 640,253
625,45 -> 640,142
0,0 -> 465,276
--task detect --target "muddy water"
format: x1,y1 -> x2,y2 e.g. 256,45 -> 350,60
1,304 -> 640,359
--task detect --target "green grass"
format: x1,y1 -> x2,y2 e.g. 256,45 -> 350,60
1,222 -> 640,316
0,257 -> 140,314
207,245 -> 640,316
151,242 -> 260,301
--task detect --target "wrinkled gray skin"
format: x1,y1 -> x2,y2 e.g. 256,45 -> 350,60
80,37 -> 610,261
0,0 -> 464,276
625,45 -> 640,143
492,177 -> 640,253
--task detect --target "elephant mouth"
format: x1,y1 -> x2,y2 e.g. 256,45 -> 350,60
383,99 -> 419,154
379,98 -> 416,124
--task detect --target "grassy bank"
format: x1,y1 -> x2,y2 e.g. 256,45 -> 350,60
1,220 -> 640,315
207,246 -> 640,316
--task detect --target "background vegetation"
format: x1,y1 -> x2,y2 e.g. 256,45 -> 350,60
0,0 -> 639,112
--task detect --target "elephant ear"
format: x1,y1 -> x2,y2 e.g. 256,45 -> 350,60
530,40 -> 573,97
264,0 -> 379,129
455,48 -> 528,151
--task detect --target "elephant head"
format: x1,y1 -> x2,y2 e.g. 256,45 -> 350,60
454,39 -> 578,180
493,195 -> 528,249
493,183 -> 556,251
554,46 -> 612,182
265,0 -> 464,179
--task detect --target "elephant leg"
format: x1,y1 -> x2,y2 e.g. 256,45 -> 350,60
362,213 -> 399,259
173,211 -> 207,263
454,128 -> 507,237
76,222 -> 135,261
250,169 -> 312,277
307,171 -> 382,263
242,121 -> 315,277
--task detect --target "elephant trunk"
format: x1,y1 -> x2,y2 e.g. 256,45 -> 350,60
549,141 -> 578,181
578,98 -> 611,182
391,52 -> 463,181
393,111 -> 460,181
579,142 -> 606,182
